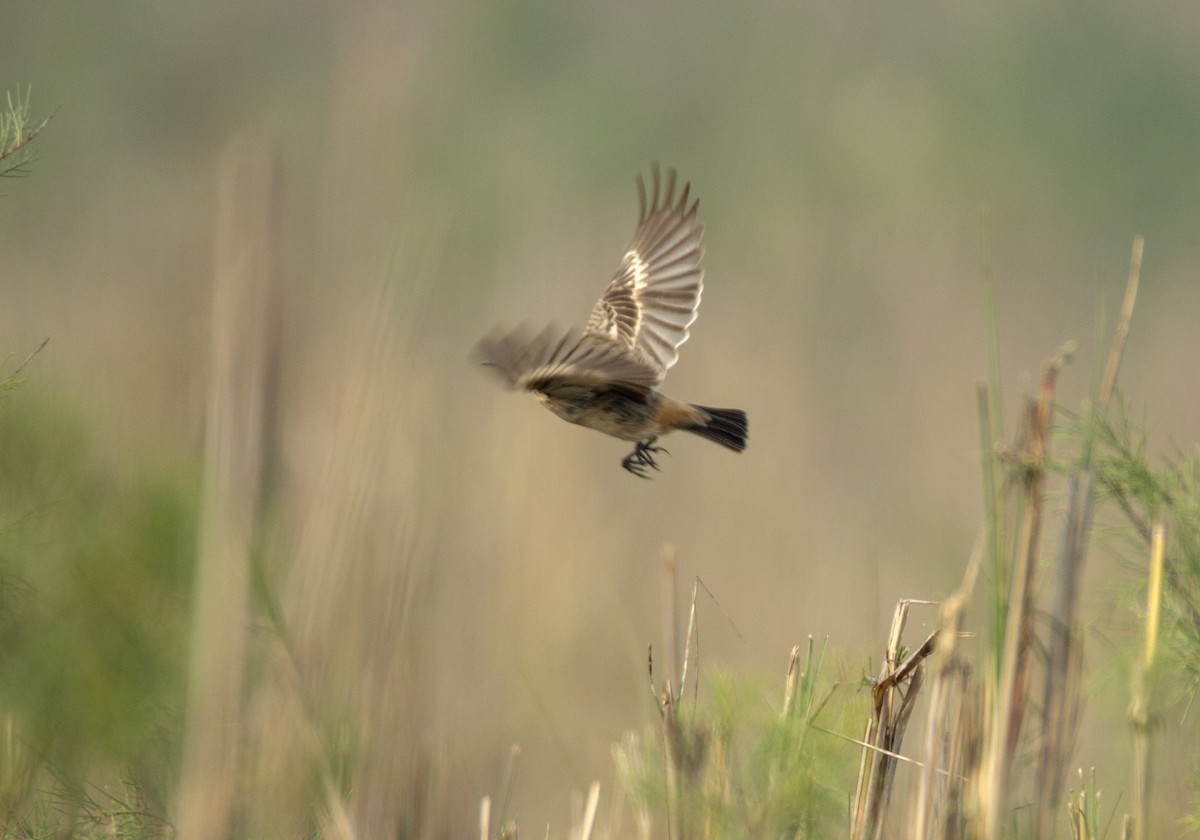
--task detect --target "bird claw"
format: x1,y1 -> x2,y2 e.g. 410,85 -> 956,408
622,440 -> 669,478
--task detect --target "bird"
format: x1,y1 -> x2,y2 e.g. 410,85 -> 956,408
475,165 -> 747,478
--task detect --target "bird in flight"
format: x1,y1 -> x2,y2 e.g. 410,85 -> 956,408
476,165 -> 747,478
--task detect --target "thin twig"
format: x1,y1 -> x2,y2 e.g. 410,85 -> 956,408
10,337 -> 49,378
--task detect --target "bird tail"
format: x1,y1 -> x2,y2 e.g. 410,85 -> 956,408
685,405 -> 748,452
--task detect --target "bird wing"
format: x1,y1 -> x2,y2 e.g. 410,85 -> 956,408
475,323 -> 659,395
584,165 -> 704,382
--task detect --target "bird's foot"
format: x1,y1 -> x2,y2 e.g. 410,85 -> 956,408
622,439 -> 670,478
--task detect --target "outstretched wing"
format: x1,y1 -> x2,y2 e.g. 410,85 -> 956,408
585,165 -> 704,382
475,323 -> 659,394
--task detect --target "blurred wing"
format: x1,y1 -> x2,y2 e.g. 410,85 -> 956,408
585,165 -> 704,381
475,323 -> 659,394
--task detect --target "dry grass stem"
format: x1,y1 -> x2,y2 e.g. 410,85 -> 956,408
1036,236 -> 1143,835
176,136 -> 281,840
662,544 -> 681,701
910,532 -> 984,840
976,347 -> 1068,837
1099,235 -> 1144,406
852,599 -> 938,840
1128,521 -> 1166,840
574,781 -> 600,840
479,795 -> 491,840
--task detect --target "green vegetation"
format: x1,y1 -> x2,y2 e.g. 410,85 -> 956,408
608,637 -> 855,838
0,394 -> 196,836
0,87 -> 51,180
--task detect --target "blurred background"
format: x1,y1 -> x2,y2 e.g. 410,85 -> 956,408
3,0 -> 1200,835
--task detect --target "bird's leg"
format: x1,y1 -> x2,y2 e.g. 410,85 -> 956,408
621,438 -> 670,478
639,438 -> 669,468
622,448 -> 650,478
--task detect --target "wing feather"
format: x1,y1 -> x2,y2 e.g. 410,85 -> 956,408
584,164 -> 704,380
475,323 -> 659,395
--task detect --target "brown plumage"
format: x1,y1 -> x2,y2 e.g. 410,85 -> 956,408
476,165 -> 747,478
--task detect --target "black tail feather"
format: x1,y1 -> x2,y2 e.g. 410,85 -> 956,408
686,405 -> 748,452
